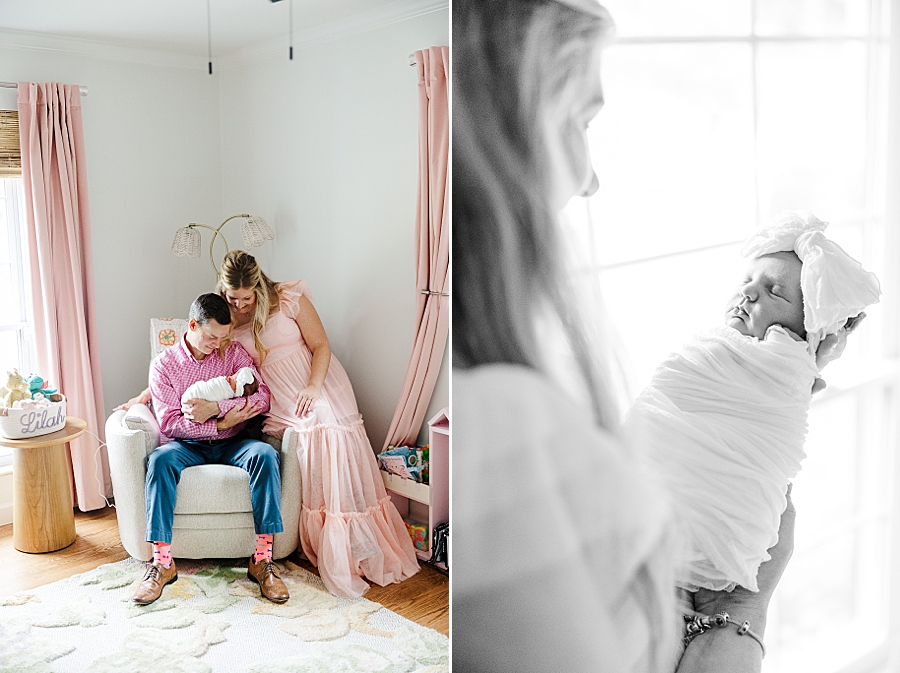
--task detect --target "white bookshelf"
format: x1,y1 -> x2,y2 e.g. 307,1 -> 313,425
380,407 -> 449,567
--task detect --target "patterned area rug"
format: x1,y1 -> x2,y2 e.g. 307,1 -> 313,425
0,558 -> 448,673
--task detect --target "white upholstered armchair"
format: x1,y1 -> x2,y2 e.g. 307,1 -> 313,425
104,318 -> 301,561
105,408 -> 301,561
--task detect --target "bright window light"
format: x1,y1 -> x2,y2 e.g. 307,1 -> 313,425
565,2 -> 898,671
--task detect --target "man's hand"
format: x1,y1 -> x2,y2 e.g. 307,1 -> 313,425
182,399 -> 220,424
216,398 -> 261,430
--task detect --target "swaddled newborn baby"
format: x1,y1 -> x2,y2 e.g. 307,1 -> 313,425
626,211 -> 881,592
181,366 -> 259,404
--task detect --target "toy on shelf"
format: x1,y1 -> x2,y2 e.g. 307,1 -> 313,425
1,369 -> 30,408
379,444 -> 431,483
404,518 -> 428,551
26,374 -> 58,399
13,393 -> 53,410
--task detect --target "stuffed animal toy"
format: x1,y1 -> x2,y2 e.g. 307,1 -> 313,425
1,369 -> 30,408
26,374 -> 58,399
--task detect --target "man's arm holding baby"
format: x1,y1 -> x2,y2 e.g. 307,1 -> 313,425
150,358 -> 218,439
182,344 -> 270,430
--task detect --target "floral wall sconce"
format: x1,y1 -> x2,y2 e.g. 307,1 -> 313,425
171,214 -> 275,276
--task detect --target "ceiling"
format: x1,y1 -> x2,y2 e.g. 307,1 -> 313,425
0,0 -> 422,57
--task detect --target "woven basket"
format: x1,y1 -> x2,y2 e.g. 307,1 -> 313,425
0,393 -> 66,440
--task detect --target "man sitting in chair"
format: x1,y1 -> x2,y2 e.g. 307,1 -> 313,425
132,292 -> 289,605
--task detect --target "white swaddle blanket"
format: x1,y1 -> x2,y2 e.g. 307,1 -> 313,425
627,325 -> 817,592
181,366 -> 255,404
627,211 -> 881,593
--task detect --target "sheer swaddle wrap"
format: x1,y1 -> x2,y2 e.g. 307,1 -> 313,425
181,366 -> 255,404
628,211 -> 881,592
628,326 -> 817,591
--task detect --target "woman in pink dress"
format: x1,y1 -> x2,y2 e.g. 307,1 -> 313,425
216,249 -> 419,598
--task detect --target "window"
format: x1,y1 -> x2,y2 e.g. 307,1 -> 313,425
564,1 -> 898,671
0,108 -> 31,469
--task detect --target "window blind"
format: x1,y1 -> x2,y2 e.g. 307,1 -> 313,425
0,110 -> 20,178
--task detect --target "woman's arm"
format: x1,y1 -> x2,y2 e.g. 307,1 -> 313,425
113,387 -> 152,412
292,294 -> 332,417
675,485 -> 796,673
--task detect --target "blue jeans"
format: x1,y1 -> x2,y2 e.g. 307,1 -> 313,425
144,434 -> 284,544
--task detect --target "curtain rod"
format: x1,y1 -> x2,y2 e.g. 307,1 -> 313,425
0,82 -> 88,96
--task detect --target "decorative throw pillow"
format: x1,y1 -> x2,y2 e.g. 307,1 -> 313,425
122,403 -> 161,456
150,318 -> 188,358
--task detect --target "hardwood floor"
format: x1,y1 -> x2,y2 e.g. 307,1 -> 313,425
0,507 -> 449,635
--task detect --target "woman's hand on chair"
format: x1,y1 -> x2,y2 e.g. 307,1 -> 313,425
113,387 -> 152,412
295,384 -> 321,417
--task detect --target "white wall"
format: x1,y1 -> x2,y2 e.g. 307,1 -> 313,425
0,34 -> 224,415
217,10 -> 449,449
0,9 -> 449,448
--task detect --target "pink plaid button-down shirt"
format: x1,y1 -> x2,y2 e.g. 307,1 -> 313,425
150,334 -> 270,440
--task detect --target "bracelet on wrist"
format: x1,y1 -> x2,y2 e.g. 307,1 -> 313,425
682,611 -> 766,658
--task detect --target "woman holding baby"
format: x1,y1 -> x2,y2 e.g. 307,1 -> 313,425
453,0 -> 869,672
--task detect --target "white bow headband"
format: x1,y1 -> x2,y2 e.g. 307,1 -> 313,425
235,367 -> 255,396
741,211 -> 881,353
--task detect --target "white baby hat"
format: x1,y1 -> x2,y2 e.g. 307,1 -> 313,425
234,367 -> 255,396
741,211 -> 881,355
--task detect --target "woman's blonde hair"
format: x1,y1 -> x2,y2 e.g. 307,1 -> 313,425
217,250 -> 280,363
454,2 -> 677,668
453,0 -> 617,430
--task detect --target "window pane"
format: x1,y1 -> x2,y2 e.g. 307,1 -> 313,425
766,388 -> 894,671
589,44 -> 756,266
598,244 -> 743,392
602,0 -> 752,37
794,395 -> 859,540
755,0 -> 870,36
0,180 -> 23,326
769,523 -> 888,671
756,42 -> 869,220
0,329 -> 20,372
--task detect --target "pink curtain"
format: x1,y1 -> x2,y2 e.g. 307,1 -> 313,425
18,82 -> 109,512
382,47 -> 450,451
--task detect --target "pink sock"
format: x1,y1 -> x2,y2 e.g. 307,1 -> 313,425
254,534 -> 273,563
152,541 -> 172,568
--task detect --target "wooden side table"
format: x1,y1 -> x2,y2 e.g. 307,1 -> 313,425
0,416 -> 85,553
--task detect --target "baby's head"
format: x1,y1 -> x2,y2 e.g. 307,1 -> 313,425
726,250 -> 805,340
229,367 -> 259,396
242,375 -> 259,396
729,211 -> 881,350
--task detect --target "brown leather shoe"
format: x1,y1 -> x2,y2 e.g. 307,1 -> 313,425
132,561 -> 178,605
247,557 -> 289,603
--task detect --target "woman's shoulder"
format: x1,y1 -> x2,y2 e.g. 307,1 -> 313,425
455,364 -> 618,448
454,363 -> 672,597
275,280 -> 312,317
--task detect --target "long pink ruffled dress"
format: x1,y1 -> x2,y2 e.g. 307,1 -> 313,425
231,280 -> 420,597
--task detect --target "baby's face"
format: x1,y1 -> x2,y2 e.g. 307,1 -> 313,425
726,251 -> 805,340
